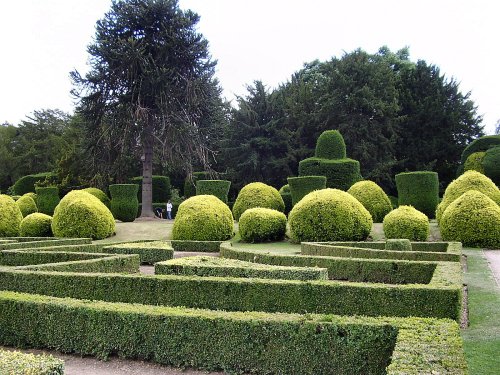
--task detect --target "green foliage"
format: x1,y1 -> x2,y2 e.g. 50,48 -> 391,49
278,184 -> 292,214
196,179 -> 231,203
395,171 -> 439,218
460,135 -> 500,164
109,184 -> 139,222
299,157 -> 362,191
35,187 -> 60,216
183,172 -> 209,198
287,176 -> 327,206
232,182 -> 285,221
441,190 -> 500,248
385,239 -> 412,251
464,151 -> 486,173
104,241 -> 173,265
0,349 -> 64,375
288,188 -> 372,242
0,195 -> 23,237
19,213 -> 53,237
83,187 -> 111,208
238,207 -> 287,243
12,172 -> 56,196
347,180 -> 392,222
383,206 -> 429,241
131,175 -> 171,202
170,240 -> 222,252
52,190 -> 115,240
0,238 -> 91,250
315,130 -> 346,159
436,170 -> 500,223
156,255 -> 328,281
16,194 -> 38,217
172,195 -> 233,241
482,145 -> 500,185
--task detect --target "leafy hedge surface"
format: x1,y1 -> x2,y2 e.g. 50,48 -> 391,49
288,189 -> 372,242
0,250 -> 109,267
238,208 -> 287,243
131,175 -> 171,203
52,191 -> 115,240
232,182 -> 285,221
170,240 -> 222,252
0,238 -> 91,250
184,172 -> 209,198
383,206 -> 429,241
35,187 -> 60,216
104,241 -> 174,264
278,184 -> 292,214
16,194 -> 38,217
0,195 -> 23,237
482,145 -> 500,185
460,134 -> 500,164
298,157 -> 362,191
385,239 -> 412,251
155,256 -> 328,281
196,180 -> 231,204
464,151 -> 486,173
19,213 -> 53,237
109,184 -> 139,222
315,129 -> 347,159
82,187 -> 111,208
441,190 -> 500,248
12,172 -> 56,195
0,348 -> 64,375
287,176 -> 327,206
395,172 -> 439,218
347,180 -> 392,222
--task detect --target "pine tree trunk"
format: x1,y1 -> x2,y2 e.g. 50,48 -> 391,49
140,124 -> 155,218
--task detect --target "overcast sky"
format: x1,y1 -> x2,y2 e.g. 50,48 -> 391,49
1,0 -> 498,134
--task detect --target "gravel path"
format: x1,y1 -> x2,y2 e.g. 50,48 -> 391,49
484,250 -> 500,288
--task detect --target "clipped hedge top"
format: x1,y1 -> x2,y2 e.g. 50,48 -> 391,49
383,205 -> 429,241
315,130 -> 346,159
232,182 -> 285,221
0,349 -> 64,375
106,241 -> 171,249
83,187 -> 110,207
347,180 -> 392,223
16,194 -> 38,217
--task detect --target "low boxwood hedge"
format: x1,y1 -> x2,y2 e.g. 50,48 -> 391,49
104,241 -> 174,264
170,240 -> 222,252
155,256 -> 328,281
0,348 -> 64,375
0,250 -> 108,267
0,238 -> 91,250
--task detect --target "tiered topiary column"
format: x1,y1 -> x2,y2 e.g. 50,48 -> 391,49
109,184 -> 139,222
298,130 -> 362,191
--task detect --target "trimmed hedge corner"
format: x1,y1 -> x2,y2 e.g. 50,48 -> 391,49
347,180 -> 392,223
395,171 -> 439,218
109,184 -> 139,222
383,206 -> 429,241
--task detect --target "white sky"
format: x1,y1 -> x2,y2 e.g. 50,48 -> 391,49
1,0 -> 498,134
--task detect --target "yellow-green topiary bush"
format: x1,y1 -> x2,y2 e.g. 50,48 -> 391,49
347,180 -> 392,223
383,205 -> 429,241
239,207 -> 287,243
16,194 -> 38,217
0,194 -> 23,237
288,188 -> 372,242
232,182 -> 285,221
172,195 -> 233,241
436,170 -> 500,223
19,213 -> 53,237
440,190 -> 500,248
83,187 -> 111,209
52,190 -> 115,240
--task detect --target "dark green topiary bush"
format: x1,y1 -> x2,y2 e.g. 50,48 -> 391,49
35,187 -> 60,216
52,190 -> 115,240
464,152 -> 485,173
184,172 -> 209,198
172,195 -> 233,241
315,130 -> 347,159
232,182 -> 285,221
482,145 -> 500,185
239,207 -> 287,243
15,194 -> 38,217
83,187 -> 111,209
383,206 -> 429,241
196,180 -> 231,204
278,184 -> 292,215
287,176 -> 327,206
19,213 -> 53,237
288,188 -> 372,242
131,175 -> 171,203
395,172 -> 439,218
440,190 -> 500,248
12,172 -> 56,196
347,180 -> 392,223
0,195 -> 23,237
109,184 -> 139,222
460,135 -> 500,164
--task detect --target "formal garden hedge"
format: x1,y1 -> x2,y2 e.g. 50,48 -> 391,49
347,180 -> 392,222
15,194 -> 37,217
0,238 -> 91,250
0,194 -> 23,237
232,182 -> 285,221
12,172 -> 56,195
238,207 -> 287,243
383,205 -> 429,241
395,171 -> 439,218
104,241 -> 174,264
131,175 -> 171,203
170,240 -> 222,252
0,249 -> 111,267
0,348 -> 64,375
35,186 -> 60,216
109,184 -> 139,222
287,176 -> 327,206
196,179 -> 231,203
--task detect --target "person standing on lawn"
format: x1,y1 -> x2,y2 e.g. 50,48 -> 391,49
166,200 -> 173,220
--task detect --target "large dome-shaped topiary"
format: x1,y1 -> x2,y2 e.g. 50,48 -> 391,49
347,180 -> 392,223
440,190 -> 500,248
383,205 -> 429,241
16,194 -> 38,217
83,187 -> 111,209
288,188 -> 372,242
19,213 -> 53,237
232,182 -> 285,221
436,170 -> 500,223
239,207 -> 287,243
172,195 -> 233,241
0,194 -> 23,237
52,190 -> 115,240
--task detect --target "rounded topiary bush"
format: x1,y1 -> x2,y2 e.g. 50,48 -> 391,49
52,190 -> 115,240
109,184 -> 139,222
436,170 -> 500,223
196,180 -> 231,204
464,151 -> 486,173
19,213 -> 53,237
287,176 -> 327,206
347,180 -> 392,223
483,146 -> 500,185
315,130 -> 346,159
232,182 -> 285,221
0,194 -> 23,237
440,190 -> 500,248
16,194 -> 38,217
83,187 -> 111,209
239,207 -> 287,243
288,188 -> 372,242
35,187 -> 60,215
395,171 -> 439,218
172,195 -> 233,241
383,205 -> 429,241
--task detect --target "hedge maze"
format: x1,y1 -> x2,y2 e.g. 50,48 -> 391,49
0,237 -> 468,374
